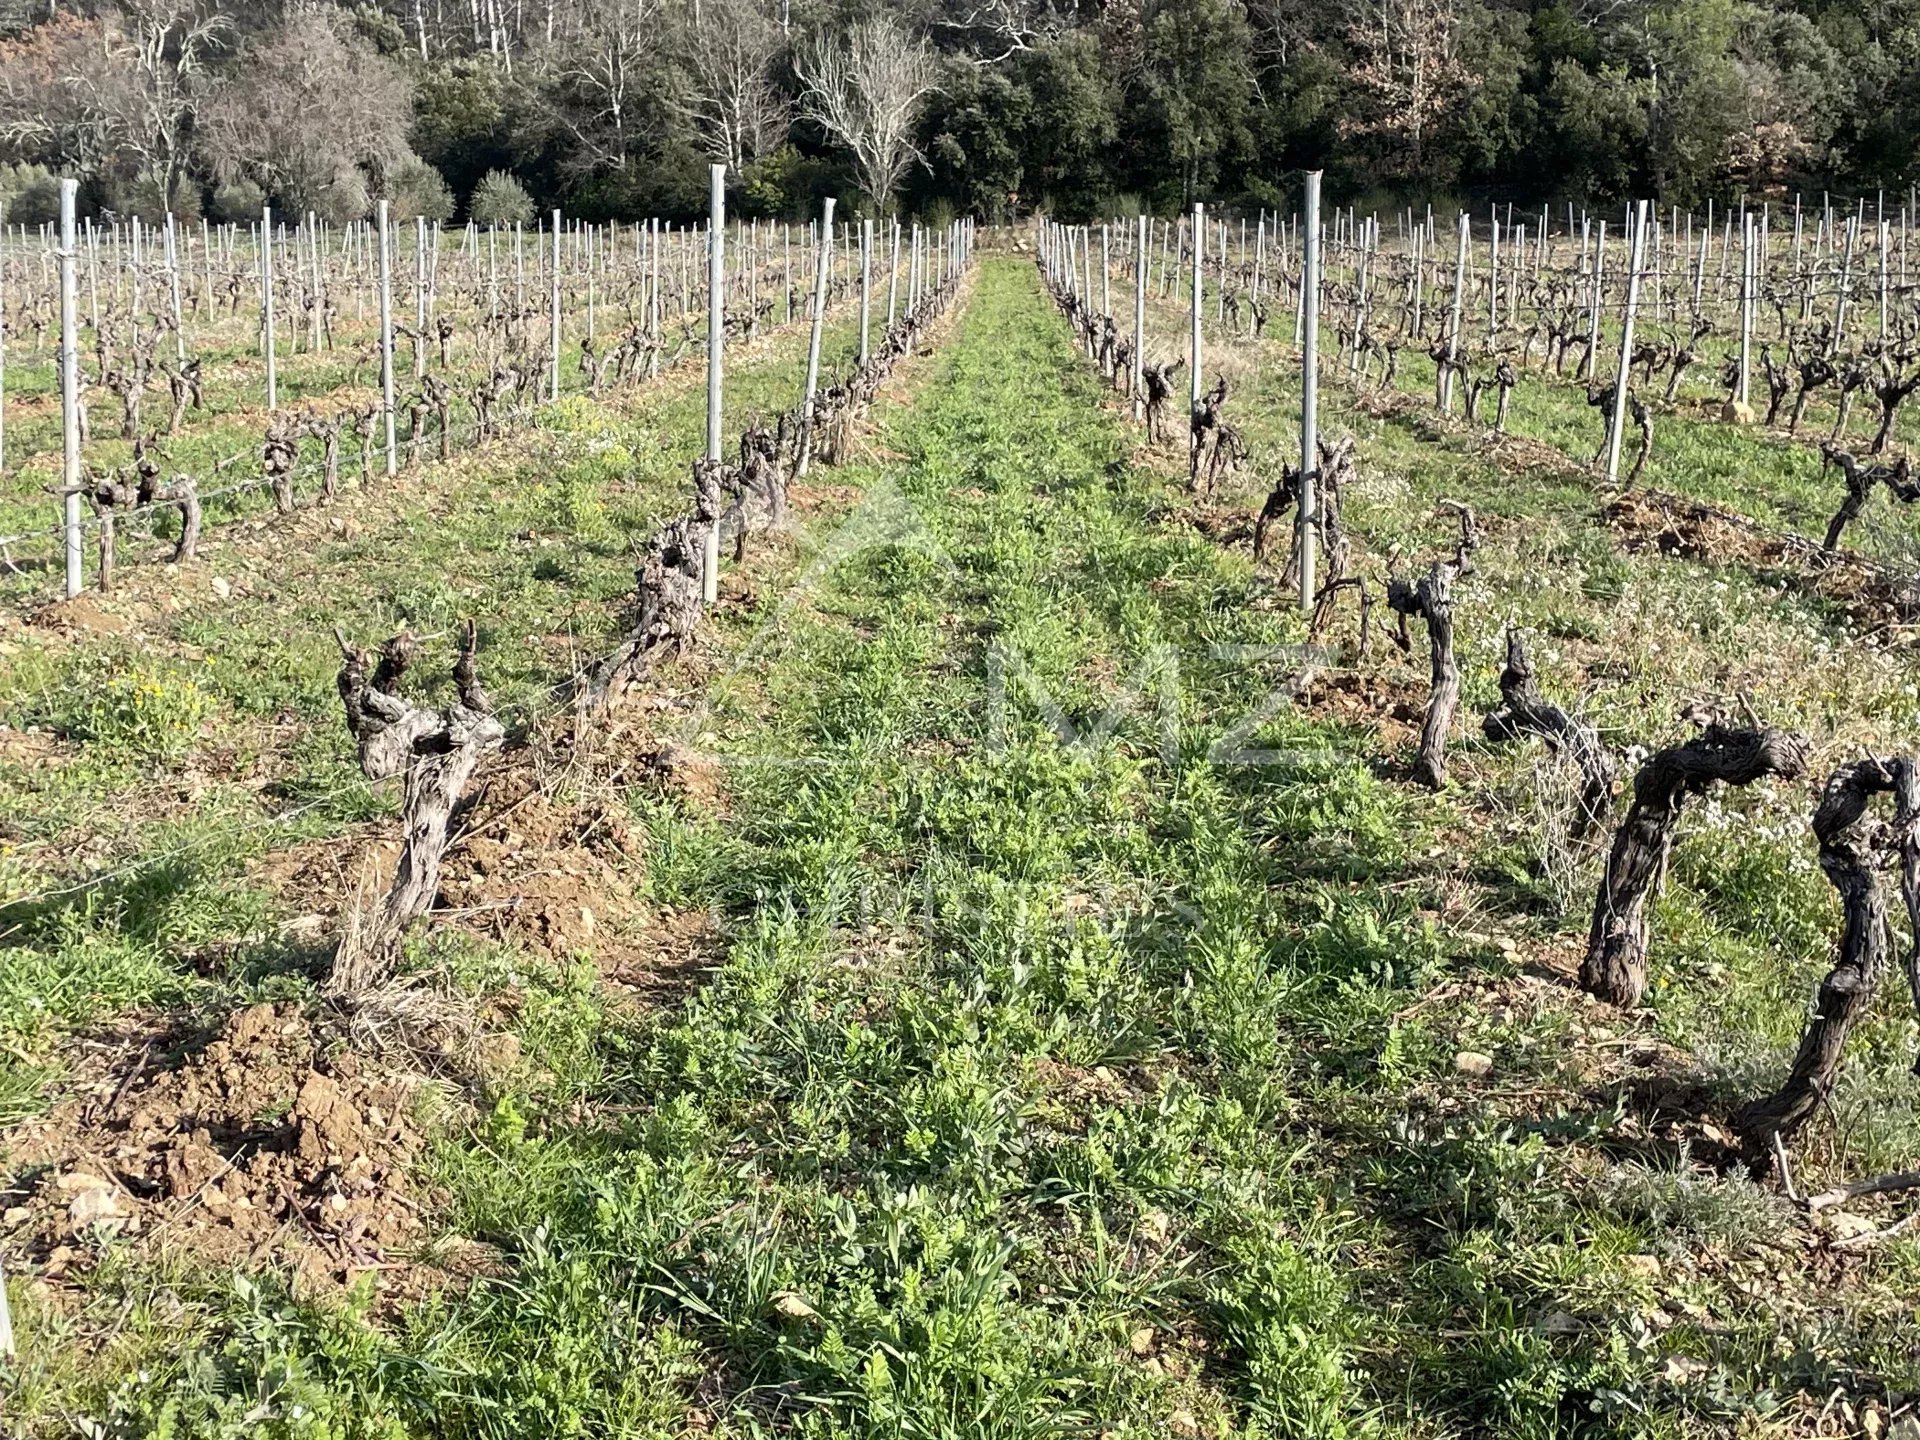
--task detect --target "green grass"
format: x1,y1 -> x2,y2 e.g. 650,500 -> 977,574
3,258 -> 1919,1437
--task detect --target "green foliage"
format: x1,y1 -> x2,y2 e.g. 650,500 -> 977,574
410,56 -> 519,203
10,649 -> 214,763
468,167 -> 534,226
0,162 -> 61,225
209,178 -> 267,224
920,65 -> 1026,223
740,144 -> 839,221
89,166 -> 204,221
384,149 -> 455,221
412,58 -> 508,163
915,36 -> 1125,223
1139,0 -> 1253,205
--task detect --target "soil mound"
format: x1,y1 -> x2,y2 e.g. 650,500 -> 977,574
1604,488 -> 1920,625
438,768 -> 645,961
7,1001 -> 424,1286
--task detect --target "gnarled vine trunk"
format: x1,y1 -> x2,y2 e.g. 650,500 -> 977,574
1387,503 -> 1477,789
1735,757 -> 1920,1149
330,621 -> 504,997
1481,630 -> 1615,837
1582,723 -> 1811,1007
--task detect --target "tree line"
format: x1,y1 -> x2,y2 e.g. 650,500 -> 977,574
0,0 -> 1911,227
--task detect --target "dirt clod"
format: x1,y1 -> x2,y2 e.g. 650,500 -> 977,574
31,594 -> 133,636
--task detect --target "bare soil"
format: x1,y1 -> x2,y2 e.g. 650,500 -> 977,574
7,1001 -> 426,1291
1603,488 -> 1920,625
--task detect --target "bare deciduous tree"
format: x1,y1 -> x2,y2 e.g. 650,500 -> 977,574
0,15 -> 122,179
795,17 -> 938,214
668,0 -> 789,175
933,0 -> 1049,65
104,0 -> 229,211
0,4 -> 225,210
543,0 -> 657,173
1340,0 -> 1472,176
1245,0 -> 1321,70
197,11 -> 413,221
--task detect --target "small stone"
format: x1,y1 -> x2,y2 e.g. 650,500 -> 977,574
2,1206 -> 28,1227
1169,1410 -> 1200,1438
1662,1354 -> 1708,1383
1540,1310 -> 1582,1336
209,576 -> 231,599
1823,1210 -> 1878,1242
67,1183 -> 127,1231
1621,1253 -> 1662,1281
1454,1050 -> 1495,1079
770,1291 -> 818,1322
1129,1326 -> 1155,1357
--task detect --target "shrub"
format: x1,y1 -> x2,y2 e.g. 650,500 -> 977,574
210,178 -> 267,224
469,169 -> 534,226
386,151 -> 455,222
313,165 -> 371,224
0,164 -> 63,226
741,144 -> 839,221
100,173 -> 202,223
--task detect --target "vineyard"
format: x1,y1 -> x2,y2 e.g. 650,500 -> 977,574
2,186 -> 1920,1439
0,195 -> 944,597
